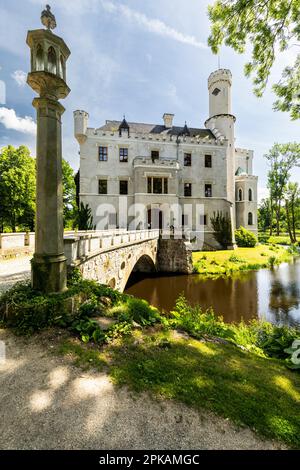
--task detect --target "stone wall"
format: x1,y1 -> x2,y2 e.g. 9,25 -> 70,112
157,237 -> 193,274
77,238 -> 158,292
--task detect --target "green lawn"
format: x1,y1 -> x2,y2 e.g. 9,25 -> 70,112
192,245 -> 292,276
59,327 -> 300,448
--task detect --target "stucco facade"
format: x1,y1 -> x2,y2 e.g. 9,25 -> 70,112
74,69 -> 258,249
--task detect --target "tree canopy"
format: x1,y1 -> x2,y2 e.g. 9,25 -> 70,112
208,0 -> 300,119
0,145 -> 36,232
264,142 -> 300,236
62,158 -> 77,229
0,145 -> 78,232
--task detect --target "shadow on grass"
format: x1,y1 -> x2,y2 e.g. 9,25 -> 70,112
108,333 -> 300,448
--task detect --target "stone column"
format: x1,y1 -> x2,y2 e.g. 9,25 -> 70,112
31,97 -> 67,293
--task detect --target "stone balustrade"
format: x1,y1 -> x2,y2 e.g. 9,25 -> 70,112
0,232 -> 35,251
133,156 -> 181,169
0,229 -> 128,253
64,229 -> 160,265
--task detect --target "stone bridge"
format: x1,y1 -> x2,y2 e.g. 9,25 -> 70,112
64,229 -> 192,292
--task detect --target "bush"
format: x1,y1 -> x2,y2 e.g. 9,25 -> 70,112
170,295 -> 235,341
235,226 -> 257,247
125,297 -> 161,326
210,211 -> 232,248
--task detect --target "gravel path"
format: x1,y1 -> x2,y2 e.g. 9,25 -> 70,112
0,257 -> 31,295
0,328 -> 285,450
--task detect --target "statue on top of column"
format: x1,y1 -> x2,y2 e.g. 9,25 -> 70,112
41,5 -> 57,30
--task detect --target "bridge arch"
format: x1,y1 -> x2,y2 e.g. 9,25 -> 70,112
124,254 -> 157,290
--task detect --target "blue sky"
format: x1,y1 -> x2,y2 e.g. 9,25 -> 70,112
0,0 -> 299,200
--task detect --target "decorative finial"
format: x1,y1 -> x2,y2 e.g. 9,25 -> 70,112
41,4 -> 57,30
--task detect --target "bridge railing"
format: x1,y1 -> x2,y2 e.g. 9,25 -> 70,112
64,229 -> 160,265
0,229 -> 127,252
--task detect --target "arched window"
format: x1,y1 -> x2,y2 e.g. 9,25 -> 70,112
36,44 -> 44,71
238,188 -> 243,201
248,188 -> 253,202
48,47 -> 57,75
248,212 -> 253,225
60,55 -> 65,80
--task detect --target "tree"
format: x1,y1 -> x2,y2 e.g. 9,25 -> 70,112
265,143 -> 300,236
62,159 -> 77,229
258,198 -> 272,232
210,211 -> 232,248
284,182 -> 300,243
76,202 -> 95,230
208,0 -> 300,119
0,145 -> 36,232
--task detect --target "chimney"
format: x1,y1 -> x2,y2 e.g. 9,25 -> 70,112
163,113 -> 174,129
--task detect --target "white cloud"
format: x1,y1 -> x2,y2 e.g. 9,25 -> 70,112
11,70 -> 27,87
100,1 -> 207,49
0,107 -> 36,135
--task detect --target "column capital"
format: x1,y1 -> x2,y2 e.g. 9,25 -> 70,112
33,97 -> 65,116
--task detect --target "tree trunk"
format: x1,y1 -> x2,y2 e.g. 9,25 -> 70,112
276,201 -> 281,236
285,201 -> 293,244
291,199 -> 296,243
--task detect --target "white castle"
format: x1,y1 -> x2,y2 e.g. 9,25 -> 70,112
74,68 -> 258,249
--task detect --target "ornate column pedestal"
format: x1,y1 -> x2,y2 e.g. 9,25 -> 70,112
31,98 -> 67,293
26,7 -> 71,294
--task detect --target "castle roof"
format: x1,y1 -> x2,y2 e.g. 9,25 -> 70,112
235,167 -> 248,176
99,120 -> 215,139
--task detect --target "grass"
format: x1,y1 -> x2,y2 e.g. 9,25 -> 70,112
57,337 -> 107,371
258,232 -> 300,245
57,327 -> 300,448
2,268 -> 300,447
192,245 -> 292,277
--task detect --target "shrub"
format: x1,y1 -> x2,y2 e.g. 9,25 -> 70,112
170,295 -> 235,341
210,211 -> 232,248
235,226 -> 257,247
126,297 -> 161,326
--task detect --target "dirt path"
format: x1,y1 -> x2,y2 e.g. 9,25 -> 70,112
0,257 -> 31,295
0,328 -> 285,450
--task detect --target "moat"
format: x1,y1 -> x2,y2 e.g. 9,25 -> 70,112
125,257 -> 300,328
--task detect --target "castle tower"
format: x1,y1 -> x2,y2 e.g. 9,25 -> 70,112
74,110 -> 89,144
205,69 -> 236,246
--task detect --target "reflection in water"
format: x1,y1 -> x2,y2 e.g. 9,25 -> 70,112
125,258 -> 300,328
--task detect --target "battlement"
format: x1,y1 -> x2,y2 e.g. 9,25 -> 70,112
208,69 -> 232,88
85,128 -> 225,147
74,109 -> 89,118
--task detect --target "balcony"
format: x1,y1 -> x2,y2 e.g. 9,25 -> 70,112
133,156 -> 180,170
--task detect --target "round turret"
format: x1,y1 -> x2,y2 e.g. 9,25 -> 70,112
208,69 -> 232,117
74,110 -> 89,144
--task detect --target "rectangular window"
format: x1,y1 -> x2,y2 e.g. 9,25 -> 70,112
184,183 -> 192,197
153,178 -> 162,194
119,148 -> 128,162
151,150 -> 159,161
147,177 -> 168,194
200,214 -> 207,225
99,146 -> 108,161
164,178 -> 168,194
119,180 -> 128,195
205,154 -> 212,168
205,184 -> 212,197
184,153 -> 191,167
98,179 -> 107,194
182,214 -> 188,226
